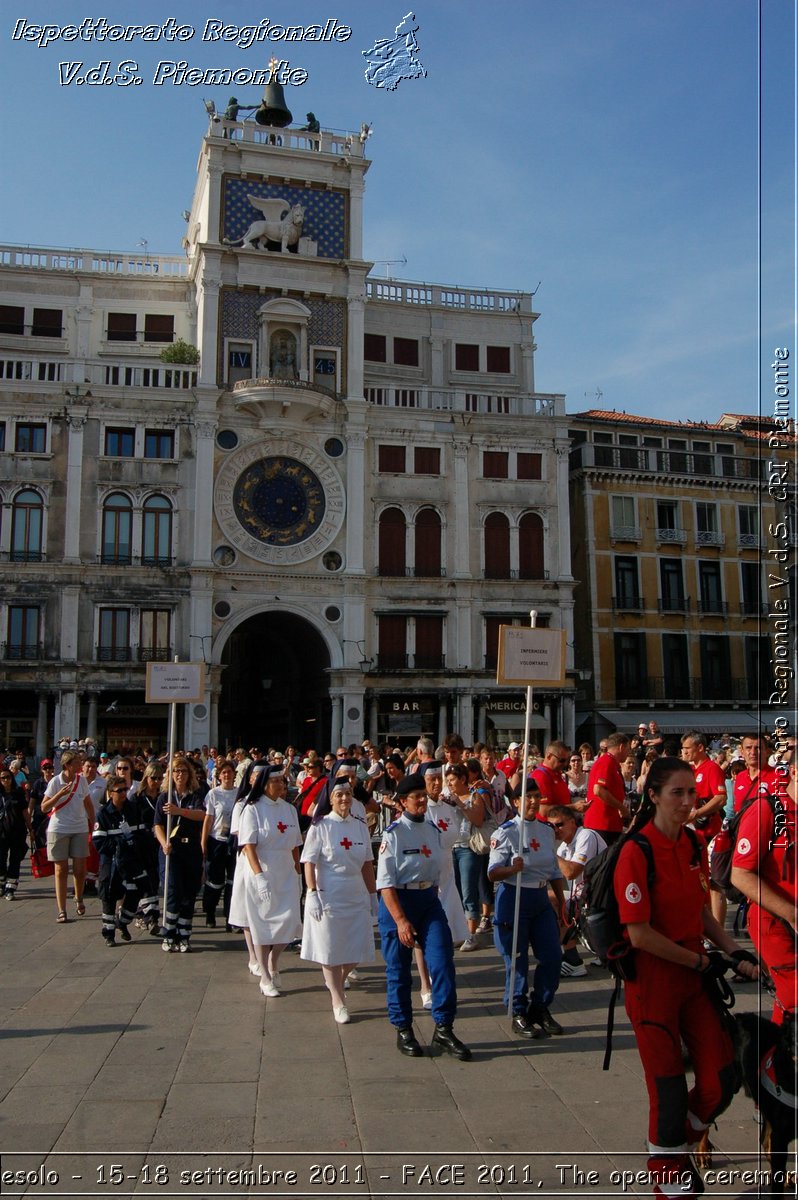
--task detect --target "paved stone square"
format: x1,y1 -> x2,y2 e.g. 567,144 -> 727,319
0,869 -> 779,1199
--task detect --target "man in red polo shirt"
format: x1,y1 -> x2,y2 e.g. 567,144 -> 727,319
731,753 -> 796,1023
583,733 -> 629,845
681,730 -> 728,925
496,742 -> 522,781
531,741 -> 573,820
733,732 -> 775,813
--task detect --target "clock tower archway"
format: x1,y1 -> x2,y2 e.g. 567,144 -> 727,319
217,610 -> 332,751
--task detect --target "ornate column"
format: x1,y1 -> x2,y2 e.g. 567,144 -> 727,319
437,698 -> 448,746
35,693 -> 49,758
457,693 -> 474,744
453,443 -> 470,578
348,175 -> 366,261
86,693 -> 98,740
345,290 -> 366,400
197,276 -> 221,388
555,442 -> 573,582
192,416 -> 217,566
63,408 -> 88,564
330,694 -> 343,750
368,696 -> 378,744
344,427 -> 366,574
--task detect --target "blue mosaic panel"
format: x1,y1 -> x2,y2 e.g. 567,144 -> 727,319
223,178 -> 346,259
308,299 -> 345,348
221,289 -> 278,341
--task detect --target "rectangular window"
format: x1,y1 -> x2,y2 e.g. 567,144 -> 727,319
15,423 -> 46,453
657,500 -> 678,529
98,608 -> 131,662
377,615 -> 407,669
0,305 -> 24,335
660,559 -> 686,611
7,605 -> 40,659
483,451 -> 508,479
696,503 -> 717,532
139,609 -> 171,661
614,556 -> 641,609
614,632 -> 647,700
144,430 -> 175,459
698,561 -> 723,613
393,337 -> 419,366
740,562 -> 761,615
364,333 -> 387,362
662,633 -> 690,699
413,447 -> 440,475
611,495 -> 636,534
104,427 -> 135,457
0,423 -> 5,451
744,635 -> 770,702
455,343 -> 479,371
143,314 -> 174,343
414,616 -> 444,670
738,505 -> 758,543
517,452 -> 542,480
107,312 -> 137,342
378,444 -> 405,473
486,345 -> 511,373
699,635 -> 731,701
31,308 -> 62,338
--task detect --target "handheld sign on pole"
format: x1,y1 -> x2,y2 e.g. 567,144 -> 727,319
146,661 -> 205,935
497,615 -> 565,1018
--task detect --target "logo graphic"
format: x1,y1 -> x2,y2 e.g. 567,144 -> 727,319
737,837 -> 751,856
362,12 -> 426,90
625,882 -> 642,904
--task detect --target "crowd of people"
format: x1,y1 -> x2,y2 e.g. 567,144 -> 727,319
1,723 -> 794,1192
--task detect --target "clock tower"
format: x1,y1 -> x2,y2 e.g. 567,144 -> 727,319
182,111 -> 372,749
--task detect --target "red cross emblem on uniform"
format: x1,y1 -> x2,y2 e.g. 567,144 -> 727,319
529,838 -> 540,852
340,837 -> 352,849
420,844 -> 432,857
277,821 -> 287,833
437,819 -> 449,831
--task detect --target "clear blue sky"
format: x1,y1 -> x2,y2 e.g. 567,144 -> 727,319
0,1 -> 794,423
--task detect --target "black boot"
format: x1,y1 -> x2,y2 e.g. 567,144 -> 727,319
396,1027 -> 423,1057
527,1002 -> 564,1036
512,1014 -> 542,1039
431,1024 -> 472,1061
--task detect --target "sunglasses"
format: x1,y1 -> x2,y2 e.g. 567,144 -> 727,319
550,821 -> 569,830
110,787 -> 127,794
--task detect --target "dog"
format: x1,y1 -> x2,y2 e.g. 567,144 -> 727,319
695,1010 -> 796,1195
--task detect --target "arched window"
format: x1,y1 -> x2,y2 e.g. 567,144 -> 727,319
414,507 -> 441,577
484,511 -> 510,579
101,493 -> 132,564
142,495 -> 173,566
519,512 -> 544,579
11,489 -> 43,562
378,507 -> 406,576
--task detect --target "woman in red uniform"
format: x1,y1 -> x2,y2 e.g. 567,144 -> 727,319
614,757 -> 759,1198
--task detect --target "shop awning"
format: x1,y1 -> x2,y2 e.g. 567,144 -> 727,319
486,711 -> 549,730
591,709 -> 777,735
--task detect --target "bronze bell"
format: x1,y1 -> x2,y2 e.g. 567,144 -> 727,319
255,65 -> 293,127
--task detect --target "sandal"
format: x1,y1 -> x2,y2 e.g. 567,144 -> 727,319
56,910 -> 68,923
75,900 -> 86,916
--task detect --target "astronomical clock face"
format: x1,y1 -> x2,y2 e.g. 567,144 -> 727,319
215,440 -> 345,565
233,457 -> 325,547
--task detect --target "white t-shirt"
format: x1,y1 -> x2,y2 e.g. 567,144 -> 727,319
44,772 -> 92,836
557,826 -> 607,900
204,786 -> 238,841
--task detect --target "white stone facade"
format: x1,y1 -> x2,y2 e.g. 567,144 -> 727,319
0,116 -> 575,755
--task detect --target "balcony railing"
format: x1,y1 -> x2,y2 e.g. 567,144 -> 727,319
618,676 -> 751,703
698,599 -> 729,616
571,443 -> 764,481
0,243 -> 188,276
365,277 -> 532,314
696,530 -> 725,548
657,595 -> 691,614
656,527 -> 688,545
2,642 -> 42,660
4,550 -> 45,563
612,594 -> 644,613
138,647 -> 172,662
610,525 -> 642,543
96,646 -> 132,662
738,533 -> 763,550
364,385 -> 562,417
98,554 -> 174,568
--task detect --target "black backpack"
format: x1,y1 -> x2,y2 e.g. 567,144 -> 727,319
710,791 -> 782,903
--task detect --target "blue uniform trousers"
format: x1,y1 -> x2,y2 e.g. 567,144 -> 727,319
379,888 -> 457,1028
493,882 -> 562,1015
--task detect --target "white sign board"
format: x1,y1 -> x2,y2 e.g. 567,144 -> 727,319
145,662 -> 205,704
496,627 -> 566,687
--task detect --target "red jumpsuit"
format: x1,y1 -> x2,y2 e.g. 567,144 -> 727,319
731,785 -> 796,1022
615,824 -> 736,1198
